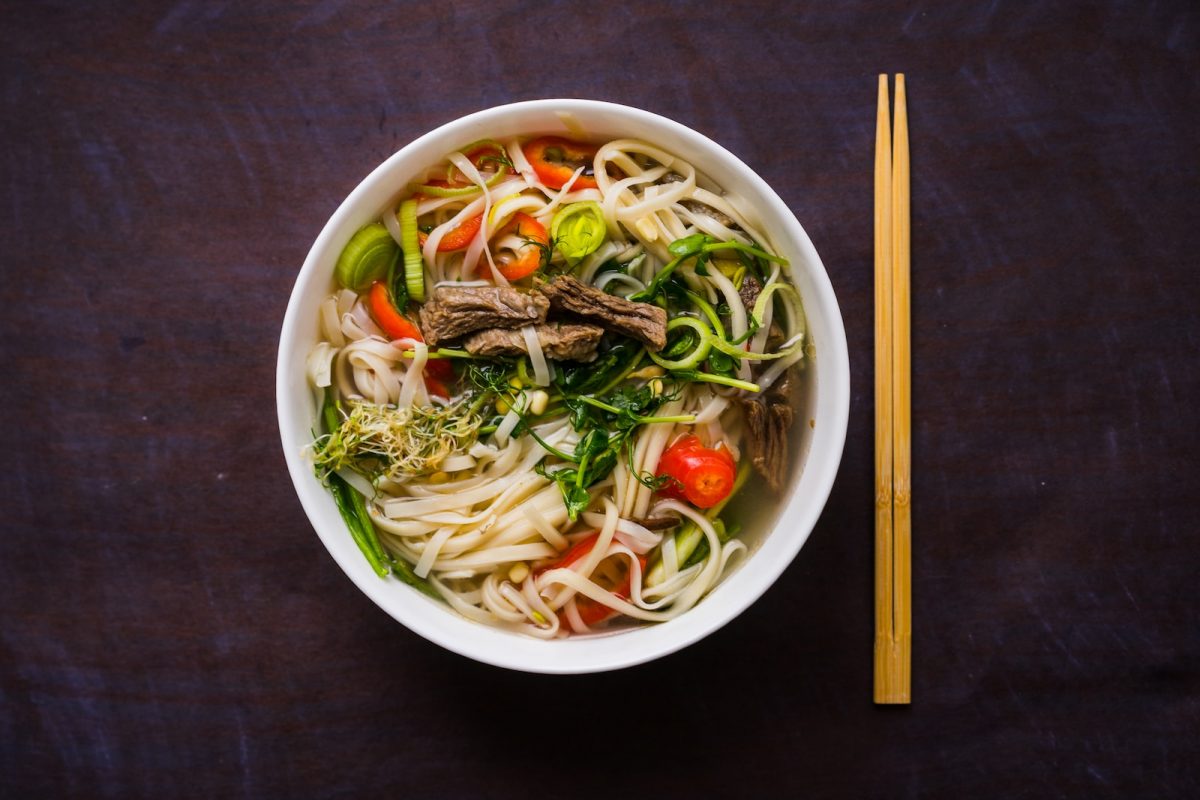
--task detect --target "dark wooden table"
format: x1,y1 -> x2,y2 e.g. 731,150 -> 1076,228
4,2 -> 1197,797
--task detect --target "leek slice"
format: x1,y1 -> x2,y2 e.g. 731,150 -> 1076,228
398,199 -> 425,302
416,139 -> 511,197
335,223 -> 399,291
551,201 -> 606,263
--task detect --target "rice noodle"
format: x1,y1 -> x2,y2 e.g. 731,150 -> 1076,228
692,394 -> 730,425
506,138 -> 534,182
415,526 -> 456,578
382,203 -> 405,248
631,399 -> 683,518
523,503 -> 569,551
576,240 -> 621,284
319,296 -> 345,347
593,271 -> 645,295
449,152 -> 504,283
599,166 -> 668,239
537,166 -> 586,219
540,497 -> 618,610
579,513 -> 663,554
493,406 -> 522,446
521,325 -> 550,386
562,597 -> 590,634
440,453 -> 476,472
395,338 -> 427,410
306,342 -> 337,388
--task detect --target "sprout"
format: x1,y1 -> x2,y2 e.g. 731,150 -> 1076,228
313,398 -> 483,483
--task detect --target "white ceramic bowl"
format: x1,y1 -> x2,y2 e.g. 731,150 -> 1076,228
277,99 -> 849,673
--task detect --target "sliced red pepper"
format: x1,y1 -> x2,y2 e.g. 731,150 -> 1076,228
537,531 -> 645,627
522,136 -> 599,191
366,281 -> 423,341
492,212 -> 548,281
366,282 -> 460,398
417,213 -> 483,252
655,434 -> 736,509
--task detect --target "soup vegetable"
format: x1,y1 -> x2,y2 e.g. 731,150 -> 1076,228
306,135 -> 806,638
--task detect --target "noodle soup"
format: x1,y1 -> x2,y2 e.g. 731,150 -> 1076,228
304,132 -> 810,640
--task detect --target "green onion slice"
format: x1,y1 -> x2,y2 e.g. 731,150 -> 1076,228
648,317 -> 713,370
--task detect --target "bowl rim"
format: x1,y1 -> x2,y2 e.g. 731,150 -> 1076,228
277,98 -> 850,673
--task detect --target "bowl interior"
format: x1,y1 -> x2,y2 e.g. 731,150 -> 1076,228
277,99 -> 849,673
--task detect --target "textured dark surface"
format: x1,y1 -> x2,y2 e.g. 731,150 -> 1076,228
3,2 -> 1198,798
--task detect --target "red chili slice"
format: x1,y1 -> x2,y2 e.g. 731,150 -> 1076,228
492,212 -> 548,280
366,281 -> 423,341
522,136 -> 599,191
655,434 -> 737,509
537,531 -> 645,627
417,213 -> 483,252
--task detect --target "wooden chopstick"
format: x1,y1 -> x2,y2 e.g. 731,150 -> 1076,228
872,75 -> 895,702
874,74 -> 911,704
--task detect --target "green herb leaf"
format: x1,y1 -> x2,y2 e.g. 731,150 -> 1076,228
536,462 -> 592,521
626,439 -> 672,490
582,446 -> 618,487
668,233 -> 713,257
609,385 -> 657,415
554,339 -> 638,394
707,349 -> 736,375
575,428 -> 609,461
562,482 -> 591,519
661,327 -> 698,358
562,396 -> 594,430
